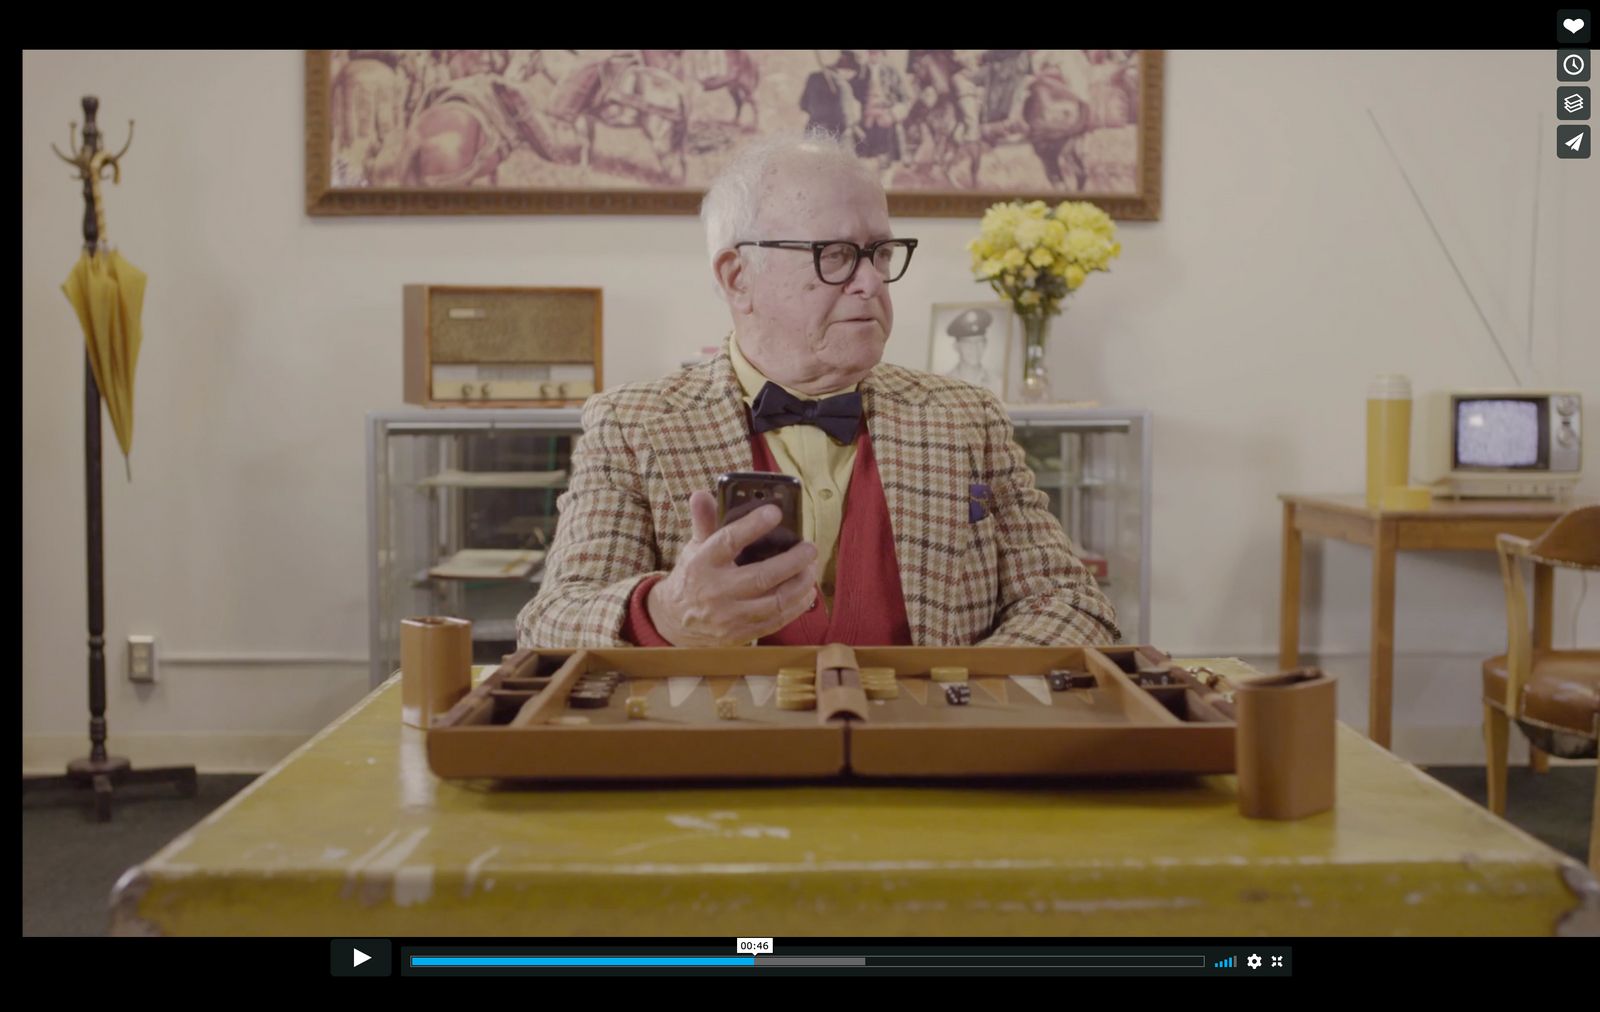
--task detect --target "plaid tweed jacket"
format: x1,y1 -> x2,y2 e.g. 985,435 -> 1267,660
517,350 -> 1120,648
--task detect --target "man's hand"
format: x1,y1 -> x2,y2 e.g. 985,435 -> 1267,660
646,490 -> 819,647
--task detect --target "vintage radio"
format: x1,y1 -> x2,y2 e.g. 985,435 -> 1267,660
403,285 -> 603,407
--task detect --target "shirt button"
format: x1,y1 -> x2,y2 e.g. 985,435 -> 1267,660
819,488 -> 835,500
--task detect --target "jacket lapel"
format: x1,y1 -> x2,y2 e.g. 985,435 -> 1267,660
860,365 -> 936,644
642,353 -> 751,552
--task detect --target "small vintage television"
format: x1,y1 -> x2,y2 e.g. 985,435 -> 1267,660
1419,390 -> 1582,498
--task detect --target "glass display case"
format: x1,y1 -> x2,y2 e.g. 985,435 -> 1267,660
368,406 -> 1150,686
367,409 -> 583,688
1009,407 -> 1152,649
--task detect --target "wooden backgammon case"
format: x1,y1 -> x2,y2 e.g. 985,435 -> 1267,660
426,644 -> 1281,784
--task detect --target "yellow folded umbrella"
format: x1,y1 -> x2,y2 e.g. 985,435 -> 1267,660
61,248 -> 145,478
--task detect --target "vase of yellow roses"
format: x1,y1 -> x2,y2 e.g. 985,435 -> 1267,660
968,199 -> 1120,402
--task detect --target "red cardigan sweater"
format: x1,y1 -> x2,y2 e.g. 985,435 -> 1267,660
623,424 -> 913,646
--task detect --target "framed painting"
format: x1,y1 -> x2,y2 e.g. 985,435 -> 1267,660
306,50 -> 1163,219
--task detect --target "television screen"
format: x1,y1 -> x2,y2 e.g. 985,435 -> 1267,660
1455,399 -> 1541,468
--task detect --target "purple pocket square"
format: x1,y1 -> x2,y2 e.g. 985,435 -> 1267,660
968,483 -> 994,522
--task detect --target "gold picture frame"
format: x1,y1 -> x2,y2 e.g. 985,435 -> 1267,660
305,50 -> 1164,219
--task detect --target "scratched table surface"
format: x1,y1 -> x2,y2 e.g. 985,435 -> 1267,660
110,659 -> 1598,936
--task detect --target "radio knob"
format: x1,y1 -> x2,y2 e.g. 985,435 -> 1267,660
460,383 -> 474,399
1555,396 -> 1577,417
1557,425 -> 1576,448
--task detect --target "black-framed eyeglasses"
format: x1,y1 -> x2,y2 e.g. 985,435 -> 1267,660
733,238 -> 919,285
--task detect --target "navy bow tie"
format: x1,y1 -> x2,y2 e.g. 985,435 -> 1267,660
749,382 -> 863,444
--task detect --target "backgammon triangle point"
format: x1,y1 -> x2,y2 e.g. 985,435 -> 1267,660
1010,675 -> 1052,706
667,677 -> 702,708
974,678 -> 1008,704
746,675 -> 777,707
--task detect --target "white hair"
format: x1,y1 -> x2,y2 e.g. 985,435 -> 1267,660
700,131 -> 880,270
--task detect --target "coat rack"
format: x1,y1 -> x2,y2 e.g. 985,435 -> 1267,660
23,96 -> 197,821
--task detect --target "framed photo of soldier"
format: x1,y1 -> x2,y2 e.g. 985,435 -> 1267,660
928,302 -> 1013,401
306,50 -> 1163,218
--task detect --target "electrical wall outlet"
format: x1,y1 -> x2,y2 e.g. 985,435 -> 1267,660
128,635 -> 157,683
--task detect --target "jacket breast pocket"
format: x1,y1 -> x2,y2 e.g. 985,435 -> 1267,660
953,508 -> 1000,643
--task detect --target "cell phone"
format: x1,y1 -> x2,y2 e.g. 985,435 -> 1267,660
715,472 -> 803,566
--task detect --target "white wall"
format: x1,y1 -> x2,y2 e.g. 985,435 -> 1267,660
23,50 -> 1599,771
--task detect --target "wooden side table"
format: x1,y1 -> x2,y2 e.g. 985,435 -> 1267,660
1278,493 -> 1591,751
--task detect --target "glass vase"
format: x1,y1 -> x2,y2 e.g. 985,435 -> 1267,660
1017,313 -> 1055,403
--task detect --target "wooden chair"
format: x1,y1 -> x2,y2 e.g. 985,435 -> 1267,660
1484,504 -> 1600,873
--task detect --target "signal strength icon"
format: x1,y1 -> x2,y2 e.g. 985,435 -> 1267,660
1213,955 -> 1237,968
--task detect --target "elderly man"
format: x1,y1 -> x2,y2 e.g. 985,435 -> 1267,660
518,133 -> 1117,649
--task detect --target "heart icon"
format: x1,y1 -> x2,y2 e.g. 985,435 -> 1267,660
1566,18 -> 1586,33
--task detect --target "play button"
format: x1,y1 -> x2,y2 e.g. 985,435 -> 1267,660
332,939 -> 391,976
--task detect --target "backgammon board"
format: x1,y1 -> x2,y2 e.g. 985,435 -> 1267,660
426,644 -> 1258,782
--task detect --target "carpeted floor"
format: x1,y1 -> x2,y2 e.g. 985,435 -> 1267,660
23,774 -> 257,937
1420,765 -> 1592,866
20,766 -> 1595,936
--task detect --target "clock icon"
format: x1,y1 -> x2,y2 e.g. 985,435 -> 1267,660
1560,49 -> 1592,80
1567,54 -> 1587,74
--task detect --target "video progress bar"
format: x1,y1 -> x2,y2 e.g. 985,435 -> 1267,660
412,958 -> 757,967
409,955 -> 1207,969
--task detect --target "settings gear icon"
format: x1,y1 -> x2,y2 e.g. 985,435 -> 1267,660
1247,954 -> 1263,969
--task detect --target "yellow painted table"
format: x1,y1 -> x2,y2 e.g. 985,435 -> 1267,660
111,660 -> 1600,937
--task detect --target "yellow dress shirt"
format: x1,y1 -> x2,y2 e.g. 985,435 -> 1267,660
727,335 -> 858,602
